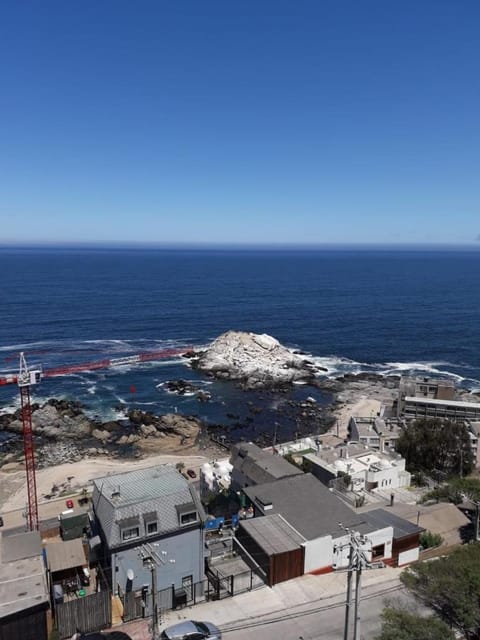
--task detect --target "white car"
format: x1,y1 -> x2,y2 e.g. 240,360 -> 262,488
160,620 -> 222,640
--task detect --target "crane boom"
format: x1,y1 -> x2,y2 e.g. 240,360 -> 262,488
0,347 -> 190,385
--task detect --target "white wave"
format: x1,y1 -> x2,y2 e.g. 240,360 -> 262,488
310,354 -> 480,389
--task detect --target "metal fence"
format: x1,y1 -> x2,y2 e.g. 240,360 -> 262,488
121,567 -> 265,624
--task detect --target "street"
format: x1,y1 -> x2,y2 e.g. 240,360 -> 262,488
220,579 -> 415,640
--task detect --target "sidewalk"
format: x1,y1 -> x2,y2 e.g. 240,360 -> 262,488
119,565 -> 404,639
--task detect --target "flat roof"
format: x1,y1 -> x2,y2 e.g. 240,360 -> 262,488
0,532 -> 48,620
364,509 -> 423,539
46,539 -> 86,573
1,531 -> 42,563
405,396 -> 480,410
239,513 -> 305,555
243,473 -> 368,540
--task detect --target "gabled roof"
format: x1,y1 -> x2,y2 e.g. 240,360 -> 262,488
231,442 -> 303,485
243,473 -> 367,540
92,465 -> 205,548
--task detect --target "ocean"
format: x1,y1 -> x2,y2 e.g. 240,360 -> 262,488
1,247 -> 479,440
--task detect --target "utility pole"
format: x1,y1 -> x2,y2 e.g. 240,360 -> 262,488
139,543 -> 174,640
337,525 -> 385,640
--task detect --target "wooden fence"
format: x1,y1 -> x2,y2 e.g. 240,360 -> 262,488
55,590 -> 111,639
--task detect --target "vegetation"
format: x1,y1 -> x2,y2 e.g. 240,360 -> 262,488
375,607 -> 455,640
419,530 -> 443,549
396,417 -> 473,477
400,542 -> 480,639
421,476 -> 480,505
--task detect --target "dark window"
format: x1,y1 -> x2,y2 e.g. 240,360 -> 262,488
180,511 -> 198,525
146,521 -> 158,535
372,544 -> 385,559
122,526 -> 139,541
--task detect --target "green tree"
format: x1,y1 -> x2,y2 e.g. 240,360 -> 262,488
396,417 -> 473,477
376,607 -> 455,640
401,542 -> 480,638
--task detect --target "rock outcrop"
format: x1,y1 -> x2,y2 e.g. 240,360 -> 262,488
192,331 -> 317,388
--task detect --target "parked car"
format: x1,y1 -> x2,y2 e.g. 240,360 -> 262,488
66,499 -> 74,509
186,469 -> 197,479
160,620 -> 221,640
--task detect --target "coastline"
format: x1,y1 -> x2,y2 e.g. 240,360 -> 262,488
0,374 -> 399,514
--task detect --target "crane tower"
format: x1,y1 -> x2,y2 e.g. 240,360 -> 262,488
18,352 -> 42,531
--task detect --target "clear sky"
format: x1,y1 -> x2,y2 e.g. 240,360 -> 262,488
0,1 -> 479,246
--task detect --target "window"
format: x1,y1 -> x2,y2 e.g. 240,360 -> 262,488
122,526 -> 139,541
180,511 -> 198,525
146,521 -> 158,535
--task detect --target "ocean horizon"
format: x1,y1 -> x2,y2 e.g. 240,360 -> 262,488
1,247 -> 479,428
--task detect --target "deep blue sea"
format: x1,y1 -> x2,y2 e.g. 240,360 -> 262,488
1,248 -> 479,438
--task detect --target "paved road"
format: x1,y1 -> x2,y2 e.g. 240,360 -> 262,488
221,579 -> 415,640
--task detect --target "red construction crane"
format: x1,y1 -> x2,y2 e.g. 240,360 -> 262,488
18,352 -> 42,531
1,346 -> 192,531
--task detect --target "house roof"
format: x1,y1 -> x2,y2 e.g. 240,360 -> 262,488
231,442 -> 303,485
92,464 -> 205,548
46,539 -> 86,573
363,509 -> 424,539
243,473 -> 368,540
1,531 -> 42,563
239,513 -> 306,556
0,532 -> 49,620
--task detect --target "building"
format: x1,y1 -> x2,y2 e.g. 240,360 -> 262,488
92,465 -> 207,598
468,421 -> 480,467
396,376 -> 480,421
0,531 -> 50,640
230,441 -> 303,490
238,473 -> 422,583
304,443 -> 411,492
401,396 -> 480,422
348,416 -> 403,452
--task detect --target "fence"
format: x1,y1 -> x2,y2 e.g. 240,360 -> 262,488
55,590 -> 111,639
121,566 -> 265,624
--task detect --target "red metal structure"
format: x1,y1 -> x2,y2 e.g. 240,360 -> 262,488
18,353 -> 42,530
1,346 -> 191,531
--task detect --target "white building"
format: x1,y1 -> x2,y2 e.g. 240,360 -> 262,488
304,443 -> 411,492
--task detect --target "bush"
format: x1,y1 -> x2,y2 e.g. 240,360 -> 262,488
419,530 -> 443,549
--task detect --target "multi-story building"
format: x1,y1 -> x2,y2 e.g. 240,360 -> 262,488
92,465 -> 206,599
303,442 -> 411,492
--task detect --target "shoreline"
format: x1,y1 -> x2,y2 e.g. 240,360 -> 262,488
0,375 -> 399,514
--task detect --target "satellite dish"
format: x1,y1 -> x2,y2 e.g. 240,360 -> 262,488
127,569 -> 134,581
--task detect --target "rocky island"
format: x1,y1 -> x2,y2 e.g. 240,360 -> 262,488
191,330 -> 319,388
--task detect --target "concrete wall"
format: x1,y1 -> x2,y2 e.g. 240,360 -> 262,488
398,547 -> 419,566
303,535 -> 333,573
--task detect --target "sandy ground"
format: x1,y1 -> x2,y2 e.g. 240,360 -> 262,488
327,380 -> 398,439
0,378 -> 399,514
0,451 -> 214,513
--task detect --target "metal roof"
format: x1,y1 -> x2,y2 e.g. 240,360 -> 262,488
243,473 -> 367,540
231,442 -> 304,485
46,539 -> 87,573
363,509 -> 424,539
239,513 -> 305,555
92,464 -> 205,549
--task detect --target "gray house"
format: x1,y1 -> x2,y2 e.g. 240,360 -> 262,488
92,465 -> 206,597
230,441 -> 303,490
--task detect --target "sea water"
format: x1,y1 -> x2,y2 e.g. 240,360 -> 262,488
0,247 -> 479,438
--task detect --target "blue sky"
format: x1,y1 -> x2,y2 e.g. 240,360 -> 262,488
0,1 -> 479,246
